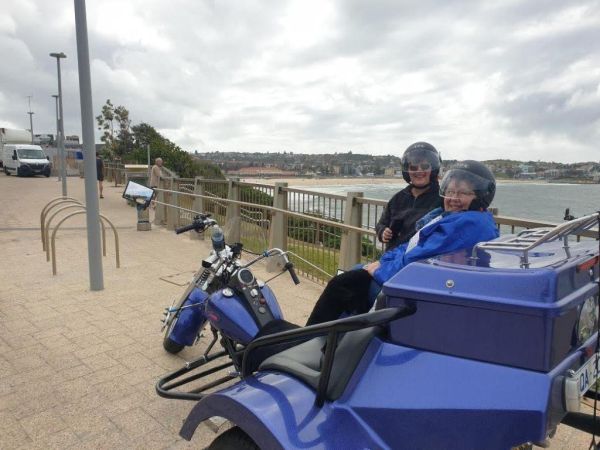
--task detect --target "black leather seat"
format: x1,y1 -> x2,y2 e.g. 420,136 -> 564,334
258,326 -> 379,401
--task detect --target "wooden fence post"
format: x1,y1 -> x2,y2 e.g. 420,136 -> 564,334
224,179 -> 241,242
190,177 -> 205,240
114,162 -> 124,186
154,178 -> 166,226
166,178 -> 178,231
338,192 -> 363,270
269,182 -> 288,250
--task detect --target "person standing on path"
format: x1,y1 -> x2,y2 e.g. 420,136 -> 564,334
150,157 -> 163,188
150,157 -> 163,210
96,154 -> 104,199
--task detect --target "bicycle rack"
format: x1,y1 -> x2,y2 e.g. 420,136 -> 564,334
40,197 -> 82,250
50,210 -> 120,275
44,204 -> 107,261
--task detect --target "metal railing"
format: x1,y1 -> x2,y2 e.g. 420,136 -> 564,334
147,177 -> 598,284
104,161 -> 125,186
153,180 -> 374,283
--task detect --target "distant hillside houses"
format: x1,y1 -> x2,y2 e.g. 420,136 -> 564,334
226,166 -> 298,177
196,151 -> 600,183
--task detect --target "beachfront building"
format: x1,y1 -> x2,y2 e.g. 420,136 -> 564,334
226,166 -> 298,178
384,166 -> 403,177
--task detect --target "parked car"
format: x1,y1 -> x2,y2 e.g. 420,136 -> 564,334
2,144 -> 51,177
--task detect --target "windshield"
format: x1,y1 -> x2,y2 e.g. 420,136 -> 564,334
17,149 -> 46,159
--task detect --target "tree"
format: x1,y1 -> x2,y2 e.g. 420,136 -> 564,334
96,99 -> 116,155
96,100 -> 133,158
130,122 -> 224,179
113,105 -> 132,156
97,100 -> 223,179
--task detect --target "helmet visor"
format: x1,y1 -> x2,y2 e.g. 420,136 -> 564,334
439,168 -> 492,199
402,148 -> 441,172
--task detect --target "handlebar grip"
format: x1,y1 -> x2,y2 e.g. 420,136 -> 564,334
286,262 -> 300,285
175,222 -> 200,234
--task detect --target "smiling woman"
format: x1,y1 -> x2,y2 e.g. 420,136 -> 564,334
306,160 -> 500,325
439,160 -> 496,212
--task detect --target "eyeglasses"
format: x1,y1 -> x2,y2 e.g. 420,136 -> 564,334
408,162 -> 431,171
443,190 -> 476,199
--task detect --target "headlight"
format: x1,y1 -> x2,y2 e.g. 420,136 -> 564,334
577,295 -> 599,344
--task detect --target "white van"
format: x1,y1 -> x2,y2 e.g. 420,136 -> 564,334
3,144 -> 51,177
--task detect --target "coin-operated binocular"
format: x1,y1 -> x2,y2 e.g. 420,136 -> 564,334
122,181 -> 155,231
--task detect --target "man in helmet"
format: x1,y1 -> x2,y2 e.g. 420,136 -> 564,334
375,142 -> 443,250
306,160 -> 499,325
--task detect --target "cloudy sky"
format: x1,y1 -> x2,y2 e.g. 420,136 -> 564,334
1,0 -> 599,162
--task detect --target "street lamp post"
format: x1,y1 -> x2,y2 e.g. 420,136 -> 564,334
50,52 -> 67,197
51,94 -> 61,180
27,95 -> 34,144
147,143 -> 151,180
74,0 -> 104,290
27,111 -> 34,143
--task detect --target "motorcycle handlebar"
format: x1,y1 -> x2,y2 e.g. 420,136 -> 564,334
175,214 -> 216,235
242,249 -> 300,284
285,262 -> 300,285
175,222 -> 200,234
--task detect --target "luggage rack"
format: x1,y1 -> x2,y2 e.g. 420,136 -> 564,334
471,213 -> 600,268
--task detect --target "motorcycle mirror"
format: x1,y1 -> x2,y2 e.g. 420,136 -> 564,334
266,254 -> 288,273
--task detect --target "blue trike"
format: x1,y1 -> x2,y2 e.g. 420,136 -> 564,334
158,214 -> 600,449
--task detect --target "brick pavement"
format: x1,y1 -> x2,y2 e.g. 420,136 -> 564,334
0,175 -> 321,449
0,175 -> 593,449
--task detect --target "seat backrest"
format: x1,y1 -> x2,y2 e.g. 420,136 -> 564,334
259,326 -> 379,402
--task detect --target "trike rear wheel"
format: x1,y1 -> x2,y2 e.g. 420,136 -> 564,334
208,427 -> 259,450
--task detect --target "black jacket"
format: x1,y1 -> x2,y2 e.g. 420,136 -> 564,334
375,183 -> 442,250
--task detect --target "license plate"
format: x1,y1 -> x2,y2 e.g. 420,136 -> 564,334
576,354 -> 599,395
565,353 -> 600,412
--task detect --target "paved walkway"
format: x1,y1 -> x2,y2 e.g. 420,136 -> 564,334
0,175 -> 321,449
0,175 -> 593,449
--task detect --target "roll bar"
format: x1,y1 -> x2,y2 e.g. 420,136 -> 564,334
241,306 -> 416,407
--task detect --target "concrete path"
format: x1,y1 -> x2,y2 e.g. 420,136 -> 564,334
0,174 -> 592,449
0,175 -> 321,449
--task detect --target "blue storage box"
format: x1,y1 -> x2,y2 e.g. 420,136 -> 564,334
381,240 -> 598,372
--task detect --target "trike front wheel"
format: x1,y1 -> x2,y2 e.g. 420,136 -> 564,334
163,313 -> 184,354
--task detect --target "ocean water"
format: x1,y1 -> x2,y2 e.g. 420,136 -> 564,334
303,181 -> 600,223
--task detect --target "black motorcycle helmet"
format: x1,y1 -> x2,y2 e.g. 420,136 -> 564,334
439,160 -> 496,211
401,142 -> 442,185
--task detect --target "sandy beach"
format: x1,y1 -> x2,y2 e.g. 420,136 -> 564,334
241,176 -> 406,187
240,176 -> 547,187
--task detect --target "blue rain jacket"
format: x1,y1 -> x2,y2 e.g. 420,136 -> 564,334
372,208 -> 499,285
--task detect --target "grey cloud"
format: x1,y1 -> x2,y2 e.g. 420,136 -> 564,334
494,87 -> 600,140
1,0 -> 599,161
